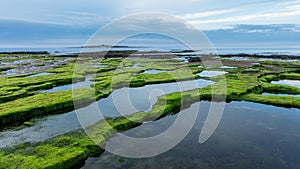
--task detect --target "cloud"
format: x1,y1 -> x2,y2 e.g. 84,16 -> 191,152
204,24 -> 300,46
0,17 -> 66,26
182,0 -> 300,30
64,11 -> 99,17
232,24 -> 300,32
2,0 -> 300,47
247,29 -> 272,33
189,10 -> 300,24
178,9 -> 237,20
0,18 -> 97,47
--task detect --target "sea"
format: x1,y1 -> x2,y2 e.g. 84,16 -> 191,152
0,46 -> 300,56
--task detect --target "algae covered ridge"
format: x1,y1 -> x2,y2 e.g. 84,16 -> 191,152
0,53 -> 299,169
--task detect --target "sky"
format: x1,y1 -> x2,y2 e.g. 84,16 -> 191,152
0,0 -> 300,47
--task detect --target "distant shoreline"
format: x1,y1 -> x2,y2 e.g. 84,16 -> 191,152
0,51 -> 49,55
0,50 -> 300,60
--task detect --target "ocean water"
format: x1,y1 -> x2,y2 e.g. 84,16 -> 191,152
0,46 -> 300,56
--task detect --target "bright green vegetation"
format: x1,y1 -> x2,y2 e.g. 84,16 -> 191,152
0,131 -> 102,169
0,55 -> 300,169
0,58 -> 124,126
259,72 -> 300,94
2,70 -> 299,169
239,94 -> 300,108
236,71 -> 300,108
0,58 -> 191,128
93,58 -> 196,90
259,60 -> 300,69
0,90 -> 195,169
1,56 -> 299,128
111,67 -> 198,88
0,63 -> 85,103
0,88 -> 111,126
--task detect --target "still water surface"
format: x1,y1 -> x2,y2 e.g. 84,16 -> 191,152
82,101 -> 300,169
0,79 -> 213,148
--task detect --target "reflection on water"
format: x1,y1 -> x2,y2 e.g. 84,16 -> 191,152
262,93 -> 300,98
141,69 -> 166,74
0,110 -> 81,148
39,77 -> 92,93
26,72 -> 54,78
224,57 -> 250,61
96,79 -> 213,118
82,101 -> 300,169
220,66 -> 237,69
271,80 -> 300,88
197,71 -> 227,77
125,64 -> 142,68
12,59 -> 35,65
0,79 -> 213,148
3,68 -> 18,76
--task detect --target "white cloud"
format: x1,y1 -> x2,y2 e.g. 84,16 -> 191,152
247,29 -> 271,33
179,9 -> 237,20
1,0 -> 300,32
188,7 -> 300,25
0,17 -> 66,25
177,0 -> 300,30
65,11 -> 99,17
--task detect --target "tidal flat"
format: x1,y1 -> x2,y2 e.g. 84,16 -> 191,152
0,52 -> 299,169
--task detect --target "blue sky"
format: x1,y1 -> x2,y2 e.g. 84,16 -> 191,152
0,0 -> 300,47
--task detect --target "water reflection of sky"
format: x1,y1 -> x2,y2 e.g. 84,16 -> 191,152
197,70 -> 227,77
0,79 -> 214,148
271,80 -> 300,88
141,69 -> 166,74
82,101 -> 300,169
262,93 -> 300,98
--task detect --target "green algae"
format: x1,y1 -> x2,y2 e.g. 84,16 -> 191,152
1,57 -> 300,169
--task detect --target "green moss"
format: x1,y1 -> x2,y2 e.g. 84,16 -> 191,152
0,131 -> 102,169
0,63 -> 86,103
259,72 -> 300,94
0,88 -> 99,127
1,58 -> 300,169
0,89 -> 194,169
238,94 -> 300,108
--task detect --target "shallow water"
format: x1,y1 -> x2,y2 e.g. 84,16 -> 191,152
0,79 -> 214,148
197,70 -> 227,77
85,64 -> 108,68
262,93 -> 300,98
259,58 -> 299,62
220,66 -> 237,69
224,57 -> 251,61
271,80 -> 300,88
3,68 -> 18,75
39,76 -> 93,93
12,59 -> 35,65
125,64 -> 142,68
141,69 -> 166,74
82,101 -> 300,169
26,72 -> 54,78
0,110 -> 80,148
1,58 -> 74,77
94,79 -> 214,118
